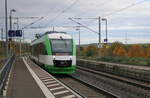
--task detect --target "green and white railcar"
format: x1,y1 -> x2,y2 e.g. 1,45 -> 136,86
30,31 -> 76,74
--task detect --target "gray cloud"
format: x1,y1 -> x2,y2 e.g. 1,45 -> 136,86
0,0 -> 150,44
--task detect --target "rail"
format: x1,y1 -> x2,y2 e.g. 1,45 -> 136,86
0,54 -> 15,97
77,59 -> 150,82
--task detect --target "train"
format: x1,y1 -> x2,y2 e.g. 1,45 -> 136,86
30,31 -> 76,74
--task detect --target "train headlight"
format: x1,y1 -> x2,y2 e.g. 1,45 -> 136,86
53,56 -> 56,60
70,56 -> 72,60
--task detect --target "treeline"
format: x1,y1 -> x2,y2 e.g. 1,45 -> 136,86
0,41 -> 6,59
79,42 -> 150,66
0,41 -> 30,58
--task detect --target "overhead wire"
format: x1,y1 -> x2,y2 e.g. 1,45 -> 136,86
103,0 -> 148,17
25,0 -> 148,38
69,0 -> 148,34
48,0 -> 79,24
67,0 -> 115,33
33,0 -> 71,25
69,18 -> 98,34
36,0 -> 79,34
21,17 -> 44,29
43,0 -> 79,27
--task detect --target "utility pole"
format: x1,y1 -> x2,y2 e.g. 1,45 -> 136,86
16,18 -> 22,56
53,26 -> 55,32
125,32 -> 128,44
69,17 -> 102,48
76,28 -> 81,50
106,19 -> 107,44
102,18 -> 108,44
14,18 -> 21,56
9,9 -> 16,30
5,0 -> 8,57
0,28 -> 3,47
1,28 -> 3,40
99,16 -> 101,48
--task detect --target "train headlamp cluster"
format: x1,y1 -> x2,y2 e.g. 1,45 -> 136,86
70,56 -> 72,60
53,56 -> 56,60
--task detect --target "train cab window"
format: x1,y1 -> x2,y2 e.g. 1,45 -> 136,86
51,39 -> 72,54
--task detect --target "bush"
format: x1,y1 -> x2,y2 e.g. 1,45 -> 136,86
146,45 -> 150,57
107,42 -> 124,56
83,45 -> 98,57
128,45 -> 145,57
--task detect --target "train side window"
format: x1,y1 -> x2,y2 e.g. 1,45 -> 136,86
38,43 -> 47,55
32,43 -> 47,56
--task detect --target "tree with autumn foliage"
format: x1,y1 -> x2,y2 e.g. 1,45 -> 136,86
146,45 -> 150,57
99,47 -> 108,57
128,44 -> 145,57
83,45 -> 98,57
113,46 -> 127,57
107,42 -> 124,56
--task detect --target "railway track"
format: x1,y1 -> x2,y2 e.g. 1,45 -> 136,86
70,66 -> 150,98
55,75 -> 115,98
28,57 -> 150,98
78,59 -> 150,83
77,66 -> 150,90
28,58 -> 116,98
26,58 -> 83,98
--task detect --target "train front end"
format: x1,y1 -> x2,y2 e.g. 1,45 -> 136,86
44,33 -> 76,74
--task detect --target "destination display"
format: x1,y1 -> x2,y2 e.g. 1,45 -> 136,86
8,30 -> 22,37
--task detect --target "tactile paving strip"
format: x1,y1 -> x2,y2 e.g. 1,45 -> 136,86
25,57 -> 83,98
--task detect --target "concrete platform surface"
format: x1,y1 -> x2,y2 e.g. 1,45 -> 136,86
5,58 -> 46,98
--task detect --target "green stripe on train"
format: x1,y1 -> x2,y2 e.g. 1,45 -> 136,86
73,40 -> 76,56
44,64 -> 76,74
44,35 -> 52,55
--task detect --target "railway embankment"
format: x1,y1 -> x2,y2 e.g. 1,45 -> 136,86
77,59 -> 150,82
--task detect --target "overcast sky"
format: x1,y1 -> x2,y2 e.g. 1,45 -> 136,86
0,0 -> 150,44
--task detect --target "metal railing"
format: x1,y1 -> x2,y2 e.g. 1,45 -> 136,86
0,54 -> 15,97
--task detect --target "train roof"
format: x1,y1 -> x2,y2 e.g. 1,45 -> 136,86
31,31 -> 72,45
48,33 -> 72,39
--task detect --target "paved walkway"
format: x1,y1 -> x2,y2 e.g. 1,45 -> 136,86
5,58 -> 46,98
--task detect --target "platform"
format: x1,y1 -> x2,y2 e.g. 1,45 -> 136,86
4,57 -> 82,98
5,58 -> 46,98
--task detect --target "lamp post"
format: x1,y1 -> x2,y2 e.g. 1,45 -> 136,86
10,9 -> 16,30
5,0 -> 8,57
98,16 -> 101,48
102,18 -> 108,44
70,17 -> 102,48
8,9 -> 16,54
76,28 -> 81,50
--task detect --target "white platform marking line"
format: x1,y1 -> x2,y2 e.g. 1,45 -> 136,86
39,74 -> 50,76
50,86 -> 64,91
49,76 -> 83,98
39,72 -> 49,75
42,78 -> 54,82
47,83 -> 60,87
23,58 -> 55,98
53,90 -> 69,95
61,95 -> 76,98
39,75 -> 50,78
37,72 -> 49,75
39,77 -> 51,80
44,81 -> 57,85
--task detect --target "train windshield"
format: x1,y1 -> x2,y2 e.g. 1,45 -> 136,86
51,39 -> 72,54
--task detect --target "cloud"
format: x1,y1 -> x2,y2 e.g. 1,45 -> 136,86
0,0 -> 150,44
